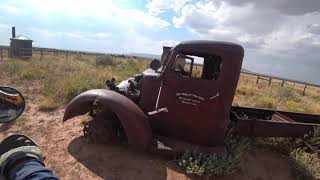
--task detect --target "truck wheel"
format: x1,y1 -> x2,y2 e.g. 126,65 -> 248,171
83,112 -> 127,144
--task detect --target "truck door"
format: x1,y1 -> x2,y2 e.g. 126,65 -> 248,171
154,53 -> 226,145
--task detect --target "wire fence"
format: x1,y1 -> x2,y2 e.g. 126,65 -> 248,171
0,46 -> 319,96
0,46 -> 107,61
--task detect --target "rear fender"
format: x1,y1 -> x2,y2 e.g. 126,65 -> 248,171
63,89 -> 152,151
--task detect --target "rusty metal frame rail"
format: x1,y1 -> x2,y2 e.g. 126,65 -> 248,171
231,106 -> 320,124
232,106 -> 320,138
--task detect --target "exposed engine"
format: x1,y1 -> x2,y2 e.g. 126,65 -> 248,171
105,74 -> 142,103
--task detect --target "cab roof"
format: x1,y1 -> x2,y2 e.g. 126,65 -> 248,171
174,40 -> 244,57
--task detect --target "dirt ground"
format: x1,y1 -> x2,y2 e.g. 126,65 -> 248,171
0,84 -> 296,180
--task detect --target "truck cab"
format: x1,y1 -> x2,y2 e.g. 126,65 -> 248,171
140,41 -> 244,146
63,40 -> 320,153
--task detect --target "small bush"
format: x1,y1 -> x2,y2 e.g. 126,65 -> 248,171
275,87 -> 301,102
64,77 -> 104,101
38,98 -> 60,112
285,101 -> 305,113
20,68 -> 46,80
237,86 -> 247,96
14,116 -> 28,126
74,54 -> 87,62
0,60 -> 24,76
290,149 -> 318,180
176,133 -> 250,176
95,55 -> 116,66
254,96 -> 277,109
256,128 -> 320,180
80,115 -> 92,126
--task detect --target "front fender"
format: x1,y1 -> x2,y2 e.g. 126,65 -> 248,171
63,89 -> 153,151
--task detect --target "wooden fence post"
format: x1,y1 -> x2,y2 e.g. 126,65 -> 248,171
302,85 -> 307,96
0,48 -> 3,61
66,51 -> 68,60
40,49 -> 43,60
281,81 -> 284,87
256,75 -> 260,84
268,77 -> 272,86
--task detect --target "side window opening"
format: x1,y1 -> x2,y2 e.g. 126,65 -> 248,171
174,55 -> 194,77
173,54 -> 222,80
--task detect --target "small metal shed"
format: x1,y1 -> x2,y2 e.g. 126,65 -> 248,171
9,27 -> 33,58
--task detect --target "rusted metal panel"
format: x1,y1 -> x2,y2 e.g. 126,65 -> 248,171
63,89 -> 153,151
232,106 -> 320,137
141,41 -> 244,146
235,119 -> 315,137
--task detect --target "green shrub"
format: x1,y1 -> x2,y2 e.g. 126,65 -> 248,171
38,98 -> 60,112
95,55 -> 116,66
237,86 -> 247,96
285,101 -> 305,113
74,54 -> 87,62
20,68 -> 46,80
64,77 -> 104,101
255,127 -> 320,180
14,116 -> 28,126
254,96 -> 277,109
272,87 -> 301,102
176,133 -> 250,176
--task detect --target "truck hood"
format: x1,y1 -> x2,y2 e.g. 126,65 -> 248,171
142,69 -> 160,80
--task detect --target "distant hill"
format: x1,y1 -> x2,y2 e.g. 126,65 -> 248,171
241,68 -> 253,73
127,53 -> 160,60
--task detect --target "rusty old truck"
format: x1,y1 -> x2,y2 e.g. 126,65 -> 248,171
63,40 -> 320,155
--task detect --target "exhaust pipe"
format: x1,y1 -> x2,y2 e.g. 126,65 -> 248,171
12,27 -> 16,38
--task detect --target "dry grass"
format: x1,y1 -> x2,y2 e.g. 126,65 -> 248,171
1,52 -> 320,179
38,98 -> 60,112
13,115 -> 29,126
80,114 -> 92,126
235,73 -> 320,114
234,74 -> 320,179
0,54 -> 149,105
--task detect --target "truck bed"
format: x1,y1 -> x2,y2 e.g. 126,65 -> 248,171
231,106 -> 320,137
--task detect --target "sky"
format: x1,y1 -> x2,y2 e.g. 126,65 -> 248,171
0,0 -> 319,84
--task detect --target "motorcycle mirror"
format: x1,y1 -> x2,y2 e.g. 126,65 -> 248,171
150,59 -> 161,71
0,86 -> 25,123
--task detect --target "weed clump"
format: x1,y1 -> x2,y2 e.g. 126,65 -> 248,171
290,127 -> 320,180
20,68 -> 46,80
255,127 -> 320,180
286,101 -> 306,112
38,98 -> 60,112
64,77 -> 104,101
254,96 -> 277,109
290,149 -> 319,180
96,55 -> 116,66
14,116 -> 28,126
176,132 -> 250,176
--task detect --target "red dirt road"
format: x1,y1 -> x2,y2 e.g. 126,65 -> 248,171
0,98 -> 296,180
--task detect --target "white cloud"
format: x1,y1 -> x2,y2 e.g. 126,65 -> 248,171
146,0 -> 191,15
172,1 -> 320,55
65,33 -> 85,39
118,29 -> 178,54
65,32 -> 111,40
3,5 -> 30,15
171,0 -> 320,83
309,24 -> 320,35
0,23 -> 10,29
2,0 -> 170,29
92,33 -> 111,39
0,0 -> 175,54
